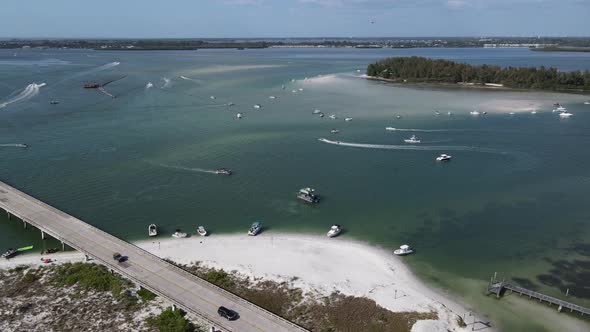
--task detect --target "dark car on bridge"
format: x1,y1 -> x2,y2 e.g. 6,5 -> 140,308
217,306 -> 238,320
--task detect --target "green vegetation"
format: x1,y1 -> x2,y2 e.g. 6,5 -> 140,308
367,56 -> 590,92
50,262 -> 133,302
146,307 -> 198,332
137,287 -> 157,302
203,269 -> 235,290
21,272 -> 40,283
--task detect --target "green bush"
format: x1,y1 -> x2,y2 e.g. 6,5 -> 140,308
137,287 -> 157,302
203,269 -> 235,290
147,307 -> 196,332
51,263 -> 130,299
21,272 -> 39,283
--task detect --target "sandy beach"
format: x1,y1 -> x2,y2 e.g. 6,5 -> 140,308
1,232 -> 489,332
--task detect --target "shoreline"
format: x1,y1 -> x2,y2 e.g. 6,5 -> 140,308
363,75 -> 590,95
0,232 -> 489,332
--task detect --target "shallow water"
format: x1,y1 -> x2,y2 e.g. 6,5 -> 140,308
1,47 -> 590,331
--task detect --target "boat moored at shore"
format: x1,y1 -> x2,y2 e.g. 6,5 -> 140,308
197,226 -> 207,236
172,230 -> 187,238
248,221 -> 262,236
148,224 -> 157,237
327,224 -> 342,238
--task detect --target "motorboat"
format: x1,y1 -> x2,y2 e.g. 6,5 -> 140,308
269,96 -> 276,99
1,248 -> 17,259
584,101 -> 590,105
436,154 -> 452,162
172,229 -> 187,238
395,114 -> 402,119
215,168 -> 232,176
531,109 -> 537,114
210,96 -> 216,100
297,187 -> 320,203
434,110 -> 441,116
385,127 -> 396,131
404,135 -> 421,144
327,224 -> 342,238
49,100 -> 59,105
482,111 -> 488,115
447,111 -> 453,116
470,110 -> 480,116
236,113 -> 243,119
559,112 -> 573,118
344,117 -> 353,122
394,245 -> 414,256
227,102 -> 235,107
248,221 -> 262,236
553,105 -> 567,113
329,114 -> 337,120
148,224 -> 157,237
298,88 -> 304,91
282,85 -> 286,90
197,226 -> 207,236
509,112 -> 515,115
313,109 -> 322,114
330,129 -> 339,134
253,104 -> 261,109
319,113 -> 325,118
292,90 -> 297,93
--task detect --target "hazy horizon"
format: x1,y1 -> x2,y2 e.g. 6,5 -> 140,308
1,0 -> 588,39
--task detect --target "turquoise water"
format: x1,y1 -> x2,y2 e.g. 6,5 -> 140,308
1,47 -> 590,331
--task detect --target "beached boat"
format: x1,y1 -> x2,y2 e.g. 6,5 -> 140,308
559,111 -> 573,118
297,187 -> 320,203
148,224 -> 157,237
404,135 -> 421,144
327,224 -> 342,238
248,221 -> 262,236
197,226 -> 207,237
330,129 -> 339,134
172,230 -> 187,238
436,154 -> 452,162
1,248 -> 17,259
344,117 -> 353,122
470,110 -> 480,116
394,245 -> 414,256
215,168 -> 232,176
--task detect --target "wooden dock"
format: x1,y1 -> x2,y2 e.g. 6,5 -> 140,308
487,274 -> 590,316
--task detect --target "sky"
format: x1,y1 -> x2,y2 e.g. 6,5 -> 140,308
0,0 -> 588,38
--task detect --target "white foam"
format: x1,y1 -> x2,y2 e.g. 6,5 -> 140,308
156,163 -> 217,174
161,77 -> 172,88
145,82 -> 154,89
0,83 -> 46,109
318,137 -> 500,153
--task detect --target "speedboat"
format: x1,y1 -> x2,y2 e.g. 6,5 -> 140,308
394,244 -> 414,256
404,135 -> 421,144
210,96 -> 216,100
436,154 -> 452,162
148,224 -> 157,237
215,168 -> 232,176
385,127 -> 396,131
531,109 -> 537,114
330,129 -> 339,134
395,114 -> 402,119
344,117 -> 353,122
1,248 -> 17,259
553,105 -> 567,113
227,102 -> 235,107
434,110 -> 441,116
329,114 -> 337,120
298,88 -> 304,91
197,226 -> 207,236
584,101 -> 590,105
559,111 -> 573,118
248,221 -> 262,236
236,113 -> 243,119
49,100 -> 59,105
327,224 -> 342,238
447,111 -> 453,116
470,110 -> 480,116
269,96 -> 276,99
297,187 -> 320,203
313,109 -> 322,114
253,104 -> 261,109
172,230 -> 187,238
319,113 -> 325,118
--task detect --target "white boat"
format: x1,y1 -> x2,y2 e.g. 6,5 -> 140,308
327,224 -> 342,238
404,135 -> 421,144
236,113 -> 243,119
210,96 -> 216,100
553,105 -> 567,113
148,224 -> 157,237
298,88 -> 304,91
269,96 -> 276,99
470,110 -> 480,116
292,90 -> 297,93
584,101 -> 590,105
313,109 -> 322,114
329,114 -> 337,120
197,226 -> 207,237
394,244 -> 414,256
330,129 -> 339,134
559,112 -> 573,118
253,104 -> 261,109
447,111 -> 453,116
248,221 -> 262,236
281,85 -> 286,90
434,110 -> 441,116
215,168 -> 232,175
344,117 -> 353,122
297,187 -> 320,203
172,230 -> 187,238
395,114 -> 402,119
385,127 -> 396,131
319,113 -> 325,118
531,109 -> 537,114
436,154 -> 452,162
227,102 -> 235,107
509,112 -> 515,115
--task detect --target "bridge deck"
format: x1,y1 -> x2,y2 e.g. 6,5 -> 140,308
0,181 -> 308,332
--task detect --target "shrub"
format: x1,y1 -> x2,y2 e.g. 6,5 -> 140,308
147,307 -> 195,332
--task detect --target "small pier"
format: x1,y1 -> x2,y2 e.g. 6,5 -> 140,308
487,274 -> 590,316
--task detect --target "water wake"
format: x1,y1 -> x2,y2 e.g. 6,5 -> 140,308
318,138 -> 502,154
0,83 -> 46,109
161,77 -> 172,88
145,82 -> 154,89
386,127 -> 469,132
96,61 -> 120,71
156,163 -> 217,174
0,143 -> 27,148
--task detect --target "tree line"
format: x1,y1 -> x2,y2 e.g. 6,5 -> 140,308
367,56 -> 590,91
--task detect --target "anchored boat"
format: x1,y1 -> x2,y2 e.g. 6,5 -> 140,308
327,224 -> 342,238
436,154 -> 452,162
248,221 -> 262,236
148,224 -> 157,237
172,229 -> 187,238
297,187 -> 320,203
394,244 -> 414,256
197,226 -> 207,237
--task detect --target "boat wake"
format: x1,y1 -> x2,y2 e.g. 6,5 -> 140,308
156,163 -> 217,174
386,127 -> 470,132
96,61 -> 120,71
317,138 -> 502,154
145,82 -> 154,89
0,83 -> 46,109
0,143 -> 27,148
179,75 -> 203,84
161,77 -> 172,89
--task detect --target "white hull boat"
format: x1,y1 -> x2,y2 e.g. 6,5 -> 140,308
172,230 -> 187,238
148,224 -> 157,237
394,244 -> 414,256
197,226 -> 207,237
327,224 -> 342,238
